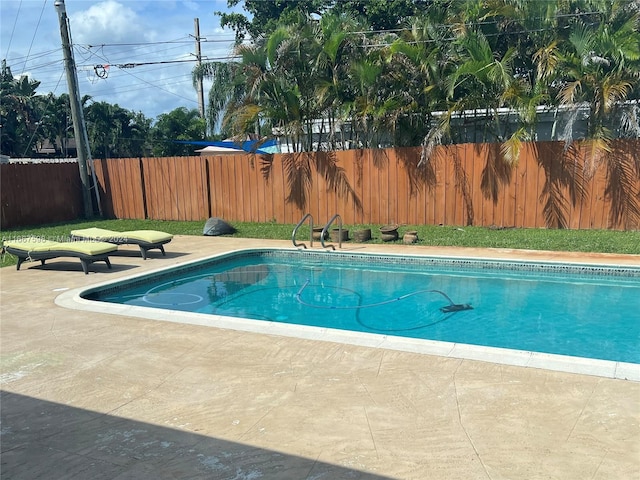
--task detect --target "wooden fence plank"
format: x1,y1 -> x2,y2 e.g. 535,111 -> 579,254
514,147 -> 528,228
372,150 -> 385,224
395,149 -> 411,225
387,150 -> 399,224
216,156 -> 230,219
503,154 -> 517,227
460,143 -> 475,227
360,150 -> 372,224
207,157 -> 221,218
470,143 -> 485,227
271,155 -> 286,223
525,146 -> 538,228
251,156 -> 261,222
592,160 -> 609,229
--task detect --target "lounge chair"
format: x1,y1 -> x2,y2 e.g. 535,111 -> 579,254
3,237 -> 117,274
70,227 -> 173,260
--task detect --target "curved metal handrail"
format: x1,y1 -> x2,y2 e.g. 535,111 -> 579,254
321,213 -> 343,250
292,213 -> 313,248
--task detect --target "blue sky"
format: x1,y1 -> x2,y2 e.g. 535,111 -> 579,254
1,0 -> 243,120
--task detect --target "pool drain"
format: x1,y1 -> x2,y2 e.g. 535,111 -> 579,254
142,292 -> 204,306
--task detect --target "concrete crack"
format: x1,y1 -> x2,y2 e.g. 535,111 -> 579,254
238,407 -> 274,441
589,450 -> 607,479
453,364 -> 492,479
363,406 -> 379,459
376,351 -> 384,377
566,379 -> 599,442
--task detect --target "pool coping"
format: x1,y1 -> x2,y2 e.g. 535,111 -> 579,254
55,247 -> 640,382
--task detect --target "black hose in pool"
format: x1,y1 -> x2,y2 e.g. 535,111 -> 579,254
295,279 -> 473,332
295,279 -> 471,311
208,279 -> 473,332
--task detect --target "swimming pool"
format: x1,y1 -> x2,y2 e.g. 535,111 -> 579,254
69,248 -> 640,379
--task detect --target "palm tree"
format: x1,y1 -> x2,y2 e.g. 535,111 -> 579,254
38,93 -> 72,156
312,13 -> 361,151
222,13 -> 363,213
380,15 -> 454,206
150,107 -> 206,157
544,1 -> 640,227
0,61 -> 43,157
84,101 -> 116,159
192,61 -> 242,137
237,32 -> 304,148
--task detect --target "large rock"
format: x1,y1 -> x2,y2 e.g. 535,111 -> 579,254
203,217 -> 236,236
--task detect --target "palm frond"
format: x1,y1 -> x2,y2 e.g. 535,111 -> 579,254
582,136 -> 612,179
604,144 -> 640,228
450,147 -> 474,226
500,127 -> 530,167
481,143 -> 513,203
601,77 -> 631,112
396,146 -> 435,196
282,152 -> 313,210
619,104 -> 640,137
558,80 -> 582,105
542,182 -> 570,228
533,41 -> 560,81
535,142 -> 587,229
568,22 -> 594,58
313,151 -> 362,211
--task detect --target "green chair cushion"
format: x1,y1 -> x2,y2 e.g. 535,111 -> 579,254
71,228 -> 173,244
5,237 -> 117,255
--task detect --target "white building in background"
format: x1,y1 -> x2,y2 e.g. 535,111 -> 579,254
272,102 -> 638,153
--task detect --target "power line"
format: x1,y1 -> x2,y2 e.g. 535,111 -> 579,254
2,0 -> 22,61
79,55 -> 240,70
76,55 -> 205,108
6,33 -> 238,77
83,36 -> 239,48
75,39 -> 189,61
5,48 -> 62,64
18,0 -> 49,76
89,58 -> 199,69
351,10 -> 605,35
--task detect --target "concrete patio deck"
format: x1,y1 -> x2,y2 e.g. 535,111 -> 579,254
1,236 -> 639,479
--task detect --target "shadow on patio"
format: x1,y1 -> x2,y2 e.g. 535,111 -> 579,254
1,391 -> 394,479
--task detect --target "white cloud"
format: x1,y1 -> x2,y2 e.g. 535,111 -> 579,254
71,1 -> 147,44
182,1 -> 201,13
1,0 -> 242,120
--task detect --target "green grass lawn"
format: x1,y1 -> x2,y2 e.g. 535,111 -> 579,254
1,218 -> 638,269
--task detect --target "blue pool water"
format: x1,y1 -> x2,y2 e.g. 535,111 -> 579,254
85,250 -> 640,364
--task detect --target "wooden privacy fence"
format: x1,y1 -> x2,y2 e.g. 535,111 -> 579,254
1,161 -> 85,229
2,140 -> 639,230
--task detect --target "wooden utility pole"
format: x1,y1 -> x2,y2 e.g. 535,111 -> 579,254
55,0 -> 94,218
194,18 -> 205,118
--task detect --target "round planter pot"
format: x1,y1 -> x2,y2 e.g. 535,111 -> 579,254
352,228 -> 372,242
380,232 -> 398,242
379,225 -> 399,241
312,227 -> 327,240
330,229 -> 349,242
331,228 -> 349,242
403,230 -> 418,244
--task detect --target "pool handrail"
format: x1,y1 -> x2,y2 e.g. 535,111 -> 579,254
292,213 -> 313,249
321,213 -> 342,250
